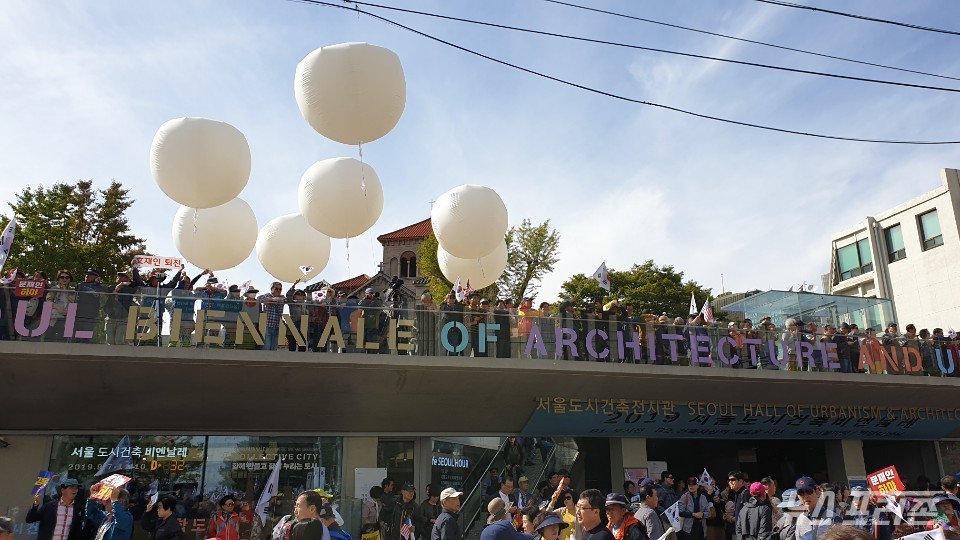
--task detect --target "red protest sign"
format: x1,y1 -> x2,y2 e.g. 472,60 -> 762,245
867,465 -> 905,494
14,279 -> 46,298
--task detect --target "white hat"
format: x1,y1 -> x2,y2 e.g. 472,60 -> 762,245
440,487 -> 463,502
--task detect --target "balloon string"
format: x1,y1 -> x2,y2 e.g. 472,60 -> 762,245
192,208 -> 198,233
346,237 -> 351,273
358,141 -> 367,196
479,257 -> 486,278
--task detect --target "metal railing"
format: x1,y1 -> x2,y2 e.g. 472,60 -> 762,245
458,438 -> 507,535
2,289 -> 957,378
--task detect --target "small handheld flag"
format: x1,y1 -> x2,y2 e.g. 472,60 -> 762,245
299,265 -> 314,276
689,293 -> 698,316
700,298 -> 715,323
592,262 -> 610,292
454,278 -> 465,302
400,517 -> 412,540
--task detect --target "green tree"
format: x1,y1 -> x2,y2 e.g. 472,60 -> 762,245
417,233 -> 499,301
497,219 -> 560,301
560,260 -> 717,318
1,180 -> 147,277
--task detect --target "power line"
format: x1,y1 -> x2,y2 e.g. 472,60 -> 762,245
753,0 -> 960,37
290,0 -> 960,145
330,0 -> 960,94
542,0 -> 960,83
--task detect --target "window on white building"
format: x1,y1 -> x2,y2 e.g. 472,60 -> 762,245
884,224 -> 906,262
837,238 -> 873,281
918,209 -> 944,250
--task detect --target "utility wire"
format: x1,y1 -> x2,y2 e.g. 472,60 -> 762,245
542,0 -> 960,83
326,0 -> 960,94
290,0 -> 960,144
753,0 -> 960,37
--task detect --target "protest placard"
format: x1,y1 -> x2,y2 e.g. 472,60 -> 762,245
867,465 -> 905,494
90,474 -> 131,500
15,279 -> 46,298
32,471 -> 53,496
132,255 -> 185,270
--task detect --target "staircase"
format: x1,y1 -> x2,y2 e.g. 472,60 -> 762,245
461,437 -> 579,540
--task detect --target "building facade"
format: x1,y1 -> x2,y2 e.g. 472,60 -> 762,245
829,168 -> 960,329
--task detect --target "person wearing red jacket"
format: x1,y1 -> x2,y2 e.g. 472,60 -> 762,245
208,495 -> 241,540
605,494 -> 643,540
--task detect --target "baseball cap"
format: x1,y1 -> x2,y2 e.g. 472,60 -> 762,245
605,493 -> 629,507
639,478 -> 655,487
0,517 -> 14,534
440,488 -> 463,502
749,482 -> 767,496
518,476 -> 529,484
365,288 -> 374,294
206,277 -> 219,284
228,285 -> 240,292
401,482 -> 415,491
85,268 -> 100,277
795,477 -> 817,492
60,478 -> 80,488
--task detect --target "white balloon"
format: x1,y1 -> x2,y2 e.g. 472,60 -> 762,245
172,198 -> 257,271
256,214 -> 331,283
294,42 -> 406,145
297,157 -> 384,239
431,185 -> 508,259
151,117 -> 251,209
438,241 -> 508,290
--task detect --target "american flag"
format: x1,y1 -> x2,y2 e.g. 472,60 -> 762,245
700,298 -> 715,323
400,517 -> 412,540
464,280 -> 473,298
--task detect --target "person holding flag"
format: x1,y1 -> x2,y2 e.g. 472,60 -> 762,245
382,483 -> 423,540
319,504 -> 352,540
85,482 -> 133,540
26,478 -> 85,540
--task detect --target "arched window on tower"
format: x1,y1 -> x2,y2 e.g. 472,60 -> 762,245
399,251 -> 417,278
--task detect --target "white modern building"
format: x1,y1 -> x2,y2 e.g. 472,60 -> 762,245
828,167 -> 960,329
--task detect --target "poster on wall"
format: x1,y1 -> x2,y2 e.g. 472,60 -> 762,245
624,468 -> 648,486
647,461 -> 668,482
356,468 -> 388,501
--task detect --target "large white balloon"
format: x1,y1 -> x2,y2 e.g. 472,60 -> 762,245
151,117 -> 251,209
431,185 -> 508,259
172,198 -> 257,271
294,42 -> 406,145
438,241 -> 508,290
256,214 -> 331,283
297,157 -> 384,239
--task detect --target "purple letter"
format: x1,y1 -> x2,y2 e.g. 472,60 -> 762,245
662,333 -> 684,363
555,327 -> 578,359
585,329 -> 609,360
717,336 -> 739,366
524,325 -> 547,358
617,331 -> 641,362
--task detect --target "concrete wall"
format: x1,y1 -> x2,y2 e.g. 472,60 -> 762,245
609,439 -> 648,494
342,437 -> 379,500
0,436 -> 53,540
831,168 -> 960,329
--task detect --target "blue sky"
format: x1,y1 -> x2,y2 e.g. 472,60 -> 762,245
1,0 -> 959,302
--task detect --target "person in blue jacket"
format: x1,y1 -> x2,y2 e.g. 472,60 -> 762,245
85,486 -> 133,540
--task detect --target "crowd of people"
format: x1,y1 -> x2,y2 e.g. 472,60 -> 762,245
12,466 -> 960,540
454,467 -> 960,540
0,267 -> 957,376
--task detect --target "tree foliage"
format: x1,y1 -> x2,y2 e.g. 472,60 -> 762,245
417,233 -> 499,301
497,219 -> 560,301
1,180 -> 147,278
559,260 -> 716,318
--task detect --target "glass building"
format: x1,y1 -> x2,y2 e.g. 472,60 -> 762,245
721,290 -> 895,331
